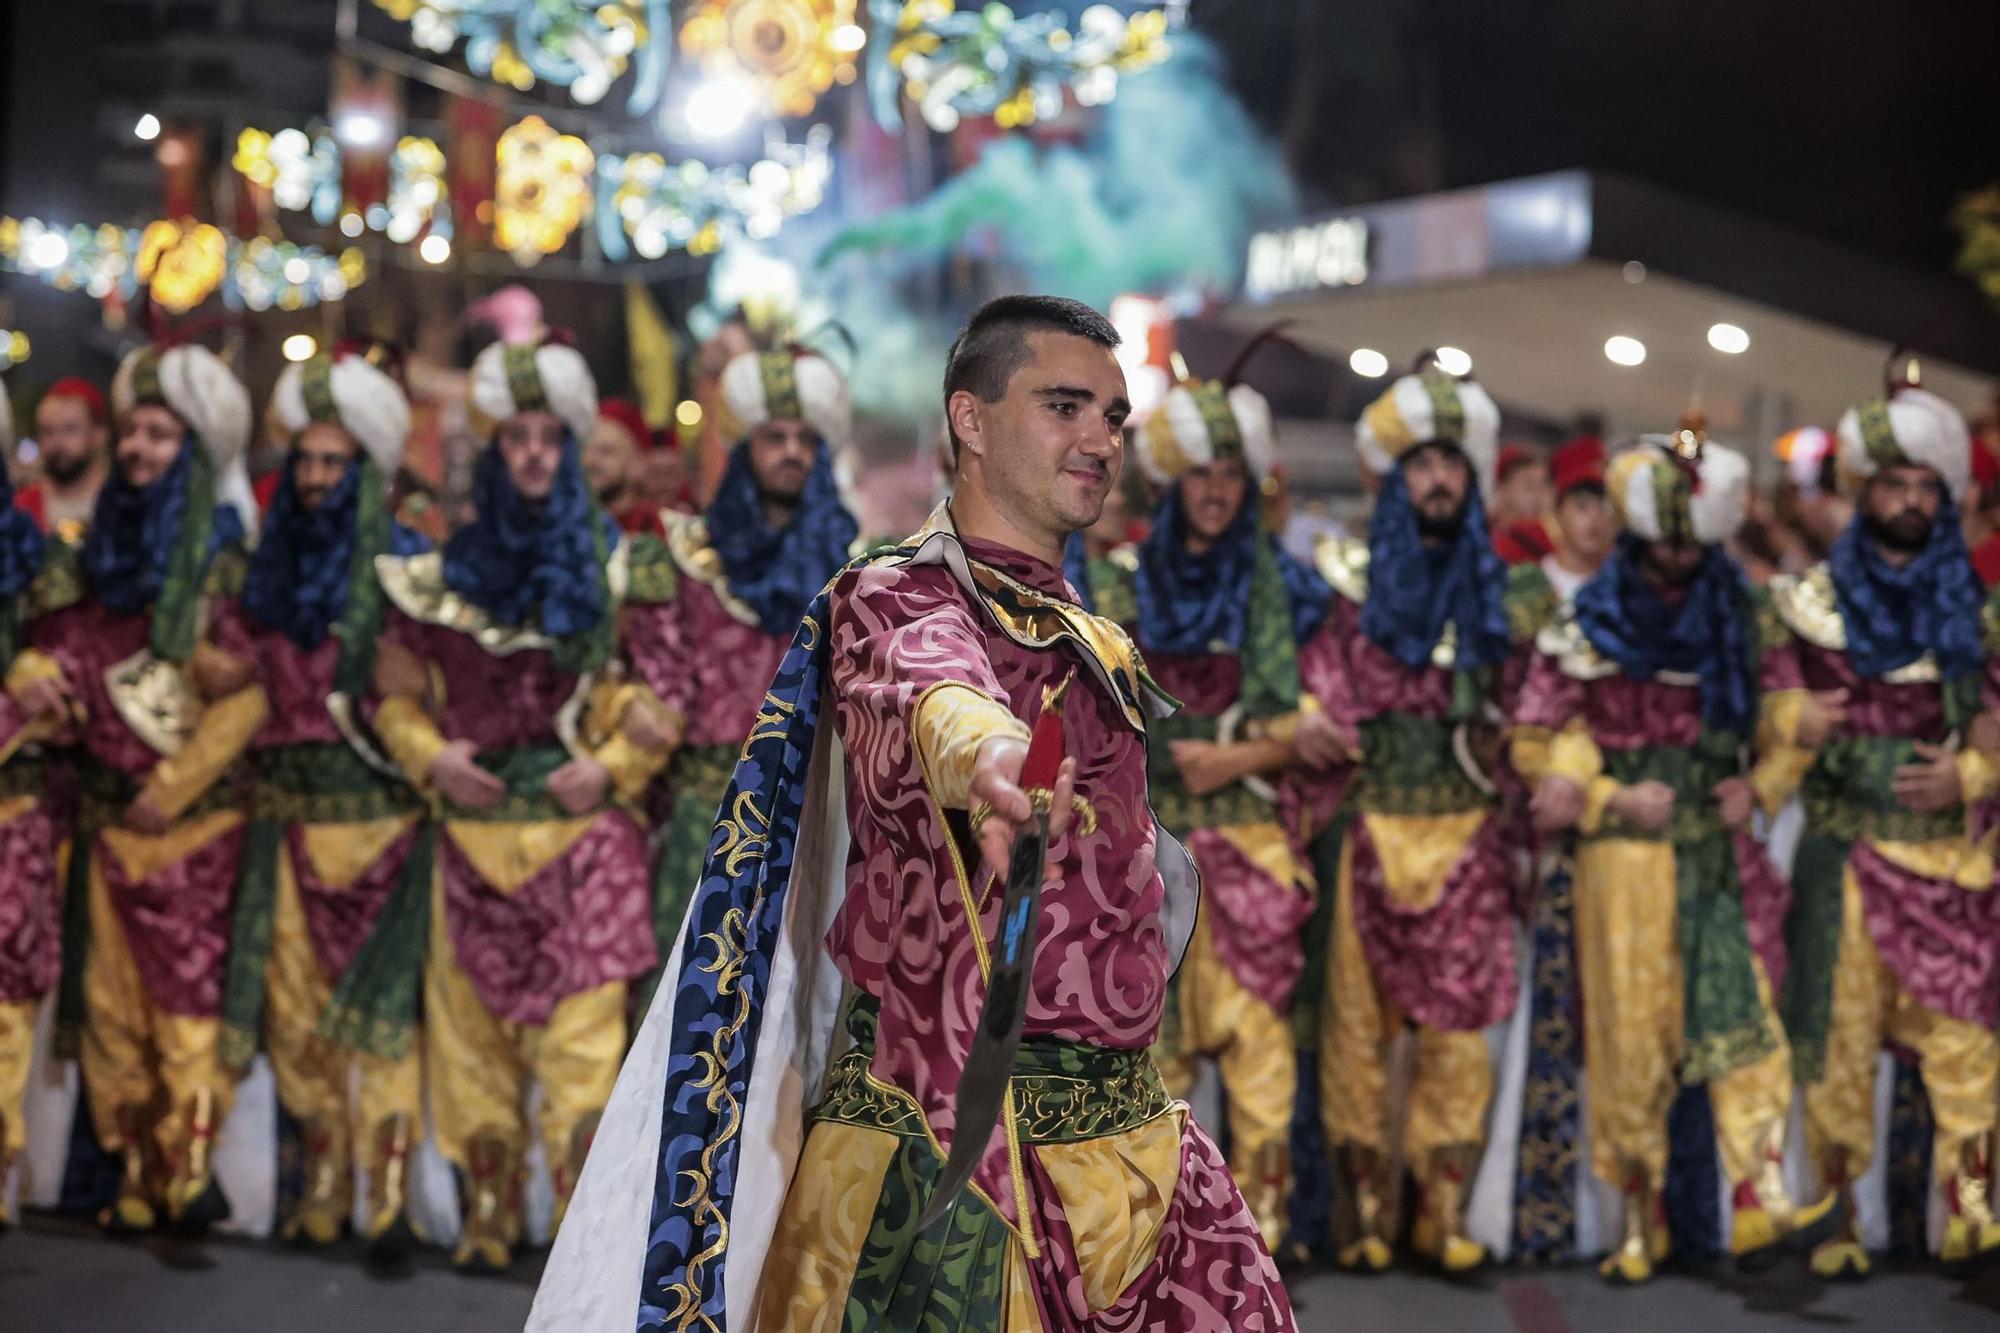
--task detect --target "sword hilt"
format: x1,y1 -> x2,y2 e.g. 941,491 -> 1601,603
1019,672 -> 1073,802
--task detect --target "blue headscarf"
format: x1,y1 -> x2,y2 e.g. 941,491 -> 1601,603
80,436 -> 244,615
704,439 -> 859,637
443,433 -> 615,639
1573,534 -> 1756,734
1134,485 -> 1328,653
1360,466 -> 1511,671
1827,497 -> 1985,682
241,457 -> 427,650
0,457 -> 45,602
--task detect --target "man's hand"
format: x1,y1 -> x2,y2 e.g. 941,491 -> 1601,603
967,736 -> 1079,885
548,756 -> 613,816
1970,710 -> 2000,758
123,792 -> 170,836
429,740 -> 505,810
1795,688 -> 1850,749
1291,711 -> 1358,769
1609,780 -> 1676,832
1170,740 -> 1237,797
17,675 -> 70,724
1530,775 -> 1585,833
1893,742 -> 1963,814
1714,776 -> 1755,830
622,701 -> 683,753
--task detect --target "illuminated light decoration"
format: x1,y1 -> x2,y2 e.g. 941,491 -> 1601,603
1433,346 -> 1473,376
282,334 -> 319,362
1949,184 -> 2000,310
495,115 -> 596,264
594,125 -> 832,262
677,0 -> 860,120
386,135 -> 451,244
0,329 -> 30,370
134,113 -> 161,142
1707,322 -> 1750,355
136,220 -> 229,314
373,0 -> 671,111
1348,347 -> 1389,379
1603,334 -> 1647,367
867,0 -> 1180,133
0,216 -> 363,312
234,127 -> 343,225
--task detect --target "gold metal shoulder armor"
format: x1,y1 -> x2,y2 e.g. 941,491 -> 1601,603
1767,563 -> 1846,652
1314,533 -> 1369,605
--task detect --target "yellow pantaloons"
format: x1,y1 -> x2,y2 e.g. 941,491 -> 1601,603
1572,837 -> 1794,1195
1804,860 -> 2000,1188
1153,821 -> 1301,1251
423,869 -> 627,1192
753,1110 -> 1186,1332
1319,815 -> 1495,1160
0,998 -> 32,1157
266,816 -> 424,1240
81,817 -> 238,1172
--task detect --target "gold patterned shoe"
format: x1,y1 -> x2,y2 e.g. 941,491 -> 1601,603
1731,1144 -> 1843,1272
1414,1144 -> 1488,1277
363,1115 -> 420,1264
282,1116 -> 350,1247
1335,1236 -> 1393,1274
1333,1143 -> 1394,1275
1239,1140 -> 1291,1257
452,1131 -> 520,1275
1599,1167 -> 1663,1286
97,1103 -> 159,1237
1942,1137 -> 2000,1279
165,1089 -> 231,1237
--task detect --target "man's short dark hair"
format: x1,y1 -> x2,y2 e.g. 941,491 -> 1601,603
943,295 -> 1119,454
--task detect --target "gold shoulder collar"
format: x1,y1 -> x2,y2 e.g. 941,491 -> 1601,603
662,511 -> 760,628
105,648 -> 199,756
1768,564 -> 1846,652
374,540 -> 632,657
1108,544 -> 1140,573
1534,611 -> 1621,682
1314,533 -> 1368,605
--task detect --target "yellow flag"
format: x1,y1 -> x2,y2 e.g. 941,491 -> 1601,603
625,279 -> 678,430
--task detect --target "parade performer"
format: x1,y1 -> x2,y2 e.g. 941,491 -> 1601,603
584,398 -> 663,534
1309,362 -> 1518,1275
626,345 -> 858,1006
204,346 -> 431,1255
7,343 -> 260,1235
1516,431 -> 1842,1283
529,295 -> 1294,1331
1762,375 -> 2000,1279
1099,358 -> 1344,1249
21,377 -> 113,542
0,379 -> 57,1234
368,335 -> 674,1272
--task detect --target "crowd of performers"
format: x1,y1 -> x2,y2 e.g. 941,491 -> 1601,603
0,291 -> 1997,1330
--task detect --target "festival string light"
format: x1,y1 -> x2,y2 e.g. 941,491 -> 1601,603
677,0 -> 861,120
495,115 -> 597,263
0,215 -> 364,312
374,0 -> 671,109
595,126 -> 833,261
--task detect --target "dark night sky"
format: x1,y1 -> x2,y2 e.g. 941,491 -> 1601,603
1206,0 -> 2000,277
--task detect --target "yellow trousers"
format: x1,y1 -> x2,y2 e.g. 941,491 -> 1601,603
265,824 -> 421,1156
754,1110 -> 1187,1331
1572,839 -> 1794,1194
0,998 -> 32,1156
423,874 -> 626,1176
1155,910 -> 1293,1247
1320,823 -> 1493,1160
81,821 -> 237,1168
1804,863 -> 2000,1186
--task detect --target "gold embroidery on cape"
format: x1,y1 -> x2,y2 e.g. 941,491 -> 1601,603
1314,533 -> 1370,604
104,648 -> 199,756
662,511 -> 761,629
373,539 -> 632,655
1769,564 -> 1846,652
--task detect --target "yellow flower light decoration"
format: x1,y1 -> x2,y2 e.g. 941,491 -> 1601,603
137,220 -> 229,314
678,0 -> 860,119
495,115 -> 596,263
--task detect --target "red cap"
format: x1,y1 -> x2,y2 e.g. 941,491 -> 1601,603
596,398 -> 653,453
42,377 -> 110,428
1495,441 -> 1542,483
1550,435 -> 1606,498
1974,436 -> 2000,494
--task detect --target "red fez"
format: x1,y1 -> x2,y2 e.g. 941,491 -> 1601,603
596,398 -> 653,453
43,377 -> 110,428
1495,441 -> 1543,483
1551,435 -> 1607,498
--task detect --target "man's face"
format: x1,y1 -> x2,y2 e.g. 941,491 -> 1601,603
1862,463 -> 1943,554
581,419 -> 639,504
292,422 -> 359,512
115,404 -> 186,489
950,330 -> 1129,540
639,447 -> 687,507
36,395 -> 108,486
1554,485 -> 1616,566
1496,460 -> 1552,525
1178,458 -> 1249,547
747,419 -> 819,505
497,410 -> 565,502
1401,442 -> 1472,539
1639,536 -> 1706,587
